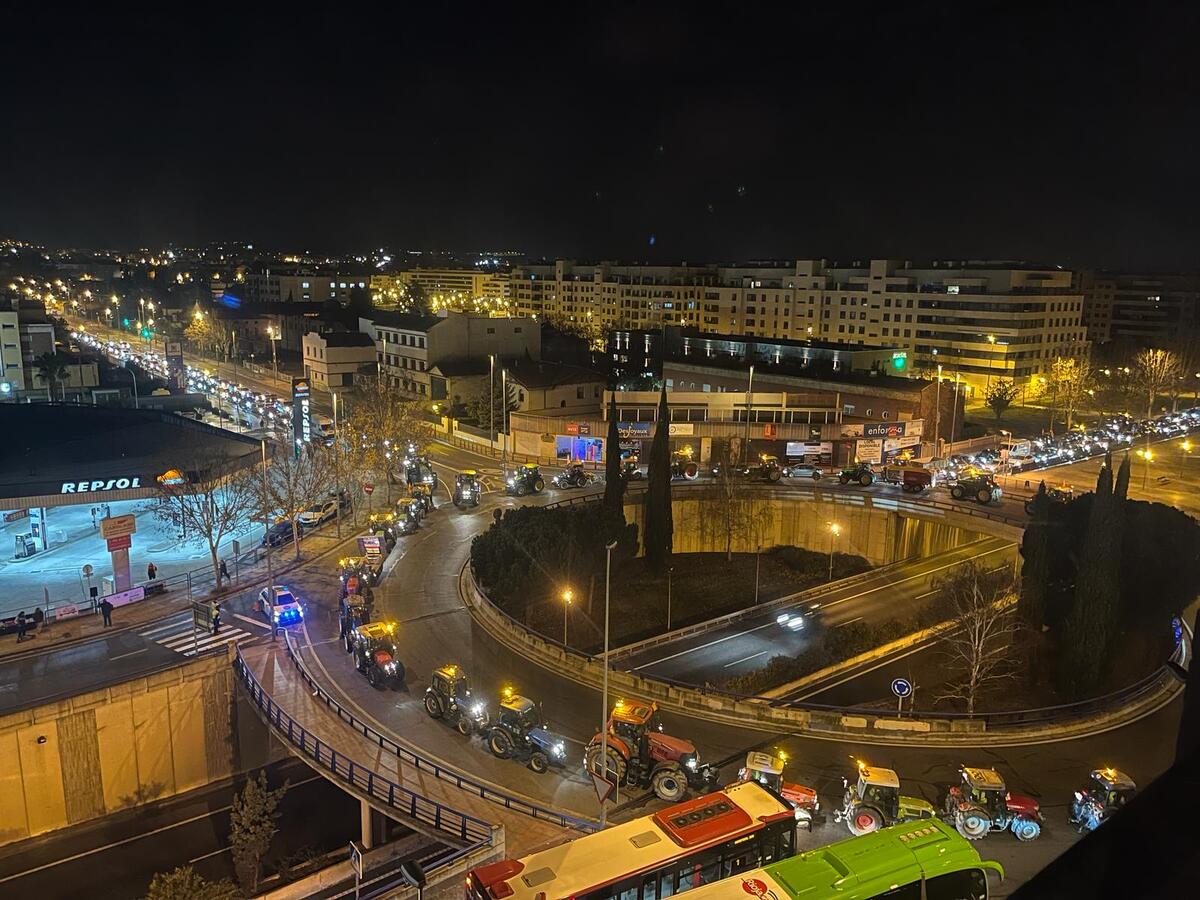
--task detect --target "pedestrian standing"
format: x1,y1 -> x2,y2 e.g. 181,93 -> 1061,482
211,602 -> 221,635
99,598 -> 114,627
90,508 -> 97,530
15,611 -> 27,643
219,559 -> 230,581
147,562 -> 157,581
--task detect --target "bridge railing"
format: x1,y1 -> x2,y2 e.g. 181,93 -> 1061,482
277,631 -> 598,833
233,646 -> 493,846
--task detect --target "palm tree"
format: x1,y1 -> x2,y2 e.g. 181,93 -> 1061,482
34,352 -> 70,401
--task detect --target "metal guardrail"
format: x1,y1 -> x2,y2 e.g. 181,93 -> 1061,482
278,631 -> 597,833
233,646 -> 494,846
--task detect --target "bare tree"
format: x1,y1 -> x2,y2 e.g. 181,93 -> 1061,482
1133,347 -> 1180,418
983,379 -> 1020,425
935,561 -> 1021,715
151,451 -> 258,590
343,375 -> 429,503
1050,356 -> 1093,431
699,442 -> 772,561
255,442 -> 336,561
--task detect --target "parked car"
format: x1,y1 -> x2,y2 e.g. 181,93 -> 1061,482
262,520 -> 297,548
297,498 -> 339,528
783,463 -> 824,480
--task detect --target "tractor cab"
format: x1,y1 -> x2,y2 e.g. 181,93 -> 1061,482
410,482 -> 434,514
620,454 -> 645,480
498,691 -> 544,732
1047,483 -> 1075,503
338,556 -> 376,593
431,664 -> 476,708
350,622 -> 404,686
505,463 -> 545,496
404,454 -> 437,489
487,687 -> 568,772
1086,767 -> 1137,809
852,764 -> 902,822
608,698 -> 663,749
339,592 -> 371,642
960,766 -> 1009,817
424,664 -> 489,734
736,752 -> 821,826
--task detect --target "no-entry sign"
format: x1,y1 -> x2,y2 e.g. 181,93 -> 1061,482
362,483 -> 375,495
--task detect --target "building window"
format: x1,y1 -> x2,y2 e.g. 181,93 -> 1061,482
882,411 -> 890,419
487,327 -> 496,334
843,404 -> 855,415
865,408 -> 873,417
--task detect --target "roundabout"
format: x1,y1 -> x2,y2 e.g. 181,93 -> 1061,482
230,439 -> 1186,892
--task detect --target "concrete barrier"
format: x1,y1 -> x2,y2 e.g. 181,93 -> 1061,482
461,563 -> 1183,747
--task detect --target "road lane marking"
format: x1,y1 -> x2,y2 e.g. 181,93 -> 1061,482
234,613 -> 273,630
628,540 -> 1013,671
188,846 -> 231,863
108,648 -> 148,661
723,650 -> 769,668
835,616 -> 864,628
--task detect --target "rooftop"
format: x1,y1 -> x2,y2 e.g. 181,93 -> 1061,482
362,310 -> 443,332
505,359 -> 605,389
310,330 -> 375,348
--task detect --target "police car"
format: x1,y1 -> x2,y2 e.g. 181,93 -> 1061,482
258,585 -> 305,625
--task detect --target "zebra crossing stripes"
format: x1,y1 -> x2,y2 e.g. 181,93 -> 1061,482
139,617 -> 252,657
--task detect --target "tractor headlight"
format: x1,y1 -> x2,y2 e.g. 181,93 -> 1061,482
384,661 -> 397,673
552,742 -> 566,758
471,702 -> 485,718
685,756 -> 698,771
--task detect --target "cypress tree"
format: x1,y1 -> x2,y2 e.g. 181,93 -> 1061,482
603,392 -> 626,515
1114,452 -> 1131,500
1060,454 -> 1123,696
643,385 -> 673,571
1019,481 -> 1051,632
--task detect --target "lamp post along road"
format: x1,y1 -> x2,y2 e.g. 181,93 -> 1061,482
828,522 -> 840,581
600,539 -> 617,828
561,589 -> 573,646
934,364 -> 943,454
743,364 -> 755,466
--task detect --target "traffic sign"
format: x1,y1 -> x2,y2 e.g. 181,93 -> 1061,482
106,534 -> 132,552
590,769 -> 616,805
100,514 -> 137,539
348,841 -> 364,878
891,678 -> 913,698
81,564 -> 93,577
362,483 -> 375,495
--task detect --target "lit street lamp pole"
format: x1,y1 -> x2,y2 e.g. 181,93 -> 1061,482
986,334 -> 997,389
489,353 -> 495,445
599,539 -> 617,828
561,589 -> 573,646
268,326 -> 280,384
666,566 -> 673,630
827,522 -> 841,581
1181,440 -> 1192,479
743,364 -> 755,466
948,372 -> 961,447
934,364 -> 943,455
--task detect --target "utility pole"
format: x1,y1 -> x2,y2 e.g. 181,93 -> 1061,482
489,353 -> 495,449
599,539 -> 617,828
743,363 -> 755,466
261,440 -> 274,604
333,392 -> 342,539
934,364 -> 943,455
501,368 -> 509,470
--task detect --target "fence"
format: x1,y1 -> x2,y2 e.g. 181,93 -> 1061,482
233,646 -> 494,846
279,630 -> 598,832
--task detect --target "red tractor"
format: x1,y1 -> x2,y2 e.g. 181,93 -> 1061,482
942,766 -> 1042,841
584,699 -> 719,802
732,751 -> 822,830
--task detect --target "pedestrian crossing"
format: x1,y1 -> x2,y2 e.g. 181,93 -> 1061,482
138,615 -> 253,657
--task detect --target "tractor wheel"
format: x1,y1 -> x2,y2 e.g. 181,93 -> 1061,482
848,805 -> 884,836
976,489 -> 992,505
367,667 -> 383,689
839,475 -> 851,485
1024,500 -> 1034,514
859,474 -> 873,487
584,743 -> 628,784
533,478 -> 545,493
652,766 -> 688,802
950,485 -> 966,500
529,751 -> 550,774
516,483 -> 527,497
1011,817 -> 1042,841
424,693 -> 444,719
392,661 -> 405,682
767,468 -> 782,483
683,463 -> 698,480
955,807 -> 991,840
455,717 -> 473,736
488,729 -> 514,759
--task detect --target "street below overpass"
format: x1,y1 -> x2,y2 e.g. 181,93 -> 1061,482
615,535 -> 1016,686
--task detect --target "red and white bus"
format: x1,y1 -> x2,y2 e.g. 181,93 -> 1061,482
466,782 -> 797,900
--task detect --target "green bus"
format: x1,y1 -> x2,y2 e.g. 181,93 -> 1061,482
668,819 -> 1003,900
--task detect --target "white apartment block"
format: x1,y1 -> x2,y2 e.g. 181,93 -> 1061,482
509,259 -> 1087,390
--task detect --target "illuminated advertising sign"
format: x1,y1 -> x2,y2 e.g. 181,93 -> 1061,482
61,477 -> 142,493
864,422 -> 907,439
292,378 -> 311,453
165,341 -> 186,390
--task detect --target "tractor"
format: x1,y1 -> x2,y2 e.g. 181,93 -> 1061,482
747,454 -> 784,483
584,699 -> 719,802
832,760 -> 936,836
949,471 -> 1003,505
504,463 -> 545,496
453,471 -> 482,507
485,687 -> 569,773
349,622 -> 405,689
942,766 -> 1042,841
1025,482 -> 1074,514
839,463 -> 876,487
424,664 -> 490,735
339,594 -> 371,651
670,450 -> 700,481
1069,767 -> 1137,834
552,462 -> 595,489
410,482 -> 435,515
732,752 -> 822,830
877,462 -> 934,493
338,556 -> 379,593
404,454 -> 438,492
621,453 -> 645,481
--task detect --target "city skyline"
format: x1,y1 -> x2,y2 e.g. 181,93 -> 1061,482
3,5 -> 1200,269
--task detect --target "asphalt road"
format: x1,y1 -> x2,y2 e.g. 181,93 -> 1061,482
0,758 -> 364,900
616,536 -> 1016,685
0,622 -> 190,715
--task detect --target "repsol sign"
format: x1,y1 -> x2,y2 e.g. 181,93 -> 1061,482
61,477 -> 143,494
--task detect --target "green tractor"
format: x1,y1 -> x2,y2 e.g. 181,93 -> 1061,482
950,471 -> 1003,505
833,761 -> 937,835
839,463 -> 876,487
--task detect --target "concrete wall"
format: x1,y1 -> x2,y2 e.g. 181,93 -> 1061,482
622,493 -> 984,566
0,650 -> 236,846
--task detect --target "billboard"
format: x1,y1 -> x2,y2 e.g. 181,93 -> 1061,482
617,422 -> 652,438
864,422 -> 907,438
855,439 -> 883,463
292,377 -> 312,452
165,341 -> 186,391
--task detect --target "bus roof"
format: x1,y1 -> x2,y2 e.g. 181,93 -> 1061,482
472,782 -> 790,900
674,820 -> 1002,900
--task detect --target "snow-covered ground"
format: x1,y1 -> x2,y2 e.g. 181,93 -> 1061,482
1,497 -> 262,614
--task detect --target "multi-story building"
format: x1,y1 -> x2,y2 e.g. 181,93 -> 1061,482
302,331 -> 377,390
0,308 -> 23,396
359,310 -> 539,400
1078,271 -> 1200,350
511,259 -> 1087,392
243,271 -> 370,305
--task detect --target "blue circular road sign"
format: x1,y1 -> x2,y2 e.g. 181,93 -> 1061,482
891,678 -> 913,698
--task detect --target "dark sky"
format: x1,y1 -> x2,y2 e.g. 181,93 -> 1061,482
2,4 -> 1199,269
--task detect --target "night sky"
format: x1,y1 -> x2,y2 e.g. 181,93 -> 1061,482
2,4 -> 1198,269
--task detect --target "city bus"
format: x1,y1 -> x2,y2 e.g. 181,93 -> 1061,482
660,819 -> 1004,900
466,782 -> 797,900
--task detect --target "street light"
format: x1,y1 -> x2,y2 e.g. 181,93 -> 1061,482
934,364 -> 943,454
827,522 -> 841,581
1137,448 -> 1154,490
985,334 -> 997,389
267,326 -> 279,383
666,566 -> 673,630
599,539 -> 618,828
1181,440 -> 1192,478
561,589 -> 573,646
